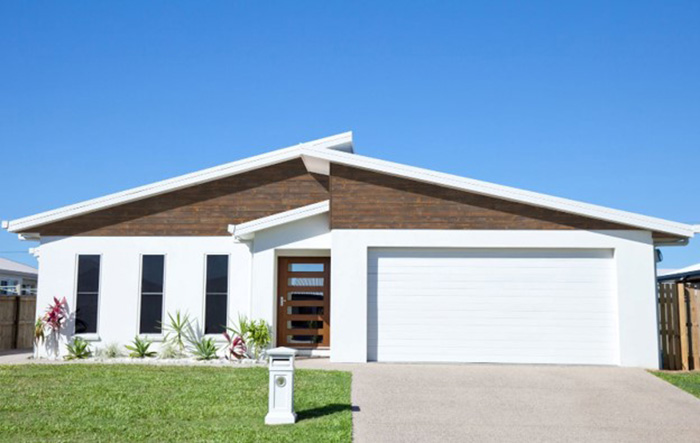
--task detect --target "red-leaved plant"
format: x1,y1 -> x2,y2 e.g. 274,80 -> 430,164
223,331 -> 247,360
43,297 -> 68,332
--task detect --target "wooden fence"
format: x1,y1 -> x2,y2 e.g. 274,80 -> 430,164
0,295 -> 36,350
658,283 -> 700,370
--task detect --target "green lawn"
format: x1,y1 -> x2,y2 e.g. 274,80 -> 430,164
651,371 -> 700,399
0,364 -> 352,442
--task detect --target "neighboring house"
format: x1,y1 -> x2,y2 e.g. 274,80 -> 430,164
3,132 -> 698,367
0,257 -> 37,296
658,263 -> 700,283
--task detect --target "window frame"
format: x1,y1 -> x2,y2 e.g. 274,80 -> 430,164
202,253 -> 231,336
137,253 -> 167,337
73,253 -> 102,338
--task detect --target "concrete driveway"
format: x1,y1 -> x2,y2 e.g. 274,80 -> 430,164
297,359 -> 700,442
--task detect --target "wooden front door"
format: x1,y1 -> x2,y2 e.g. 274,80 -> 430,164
277,257 -> 330,348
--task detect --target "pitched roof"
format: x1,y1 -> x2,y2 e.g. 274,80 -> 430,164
0,257 -> 38,276
4,132 -> 697,239
658,263 -> 700,280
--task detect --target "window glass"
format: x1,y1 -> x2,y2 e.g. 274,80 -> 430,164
205,255 -> 228,334
141,255 -> 164,293
76,255 -> 100,334
287,291 -> 324,301
140,255 -> 164,334
288,277 -> 324,287
289,263 -> 324,272
206,255 -> 228,294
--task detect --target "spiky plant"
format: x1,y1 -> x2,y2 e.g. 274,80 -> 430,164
125,336 -> 157,358
223,331 -> 247,360
43,297 -> 68,332
161,310 -> 191,355
96,342 -> 123,359
65,337 -> 92,360
34,317 -> 45,345
190,337 -> 219,360
227,315 -> 270,360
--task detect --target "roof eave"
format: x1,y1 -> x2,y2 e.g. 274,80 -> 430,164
301,146 -> 696,239
228,200 -> 330,241
5,133 -> 352,233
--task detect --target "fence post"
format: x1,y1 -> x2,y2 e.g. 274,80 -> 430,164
689,285 -> 700,370
676,283 -> 689,370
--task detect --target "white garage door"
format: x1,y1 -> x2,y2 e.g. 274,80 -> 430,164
368,248 -> 619,365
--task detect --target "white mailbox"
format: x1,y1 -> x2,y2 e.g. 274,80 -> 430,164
265,347 -> 297,425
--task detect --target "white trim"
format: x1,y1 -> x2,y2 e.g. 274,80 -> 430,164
302,146 -> 695,238
694,224 -> 700,233
228,201 -> 330,241
6,133 -> 352,233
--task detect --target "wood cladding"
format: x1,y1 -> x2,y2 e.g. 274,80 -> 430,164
35,160 -> 329,236
330,164 -> 646,232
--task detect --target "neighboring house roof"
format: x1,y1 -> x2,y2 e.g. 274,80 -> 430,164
3,132 -> 698,240
658,263 -> 700,281
0,257 -> 38,278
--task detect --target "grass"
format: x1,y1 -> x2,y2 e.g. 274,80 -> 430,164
651,371 -> 700,399
0,364 -> 352,442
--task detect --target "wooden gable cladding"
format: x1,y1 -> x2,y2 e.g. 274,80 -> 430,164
330,164 -> 643,232
35,159 -> 329,236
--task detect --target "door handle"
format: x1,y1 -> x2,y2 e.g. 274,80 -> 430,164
280,296 -> 285,307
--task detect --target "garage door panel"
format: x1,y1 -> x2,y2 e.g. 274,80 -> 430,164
368,248 -> 619,365
370,300 -> 616,313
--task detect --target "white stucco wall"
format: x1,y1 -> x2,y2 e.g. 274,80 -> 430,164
34,214 -> 331,358
35,225 -> 659,368
36,236 -> 252,357
330,229 -> 659,368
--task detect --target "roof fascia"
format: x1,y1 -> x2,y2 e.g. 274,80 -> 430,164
301,146 -> 695,238
227,200 -> 330,241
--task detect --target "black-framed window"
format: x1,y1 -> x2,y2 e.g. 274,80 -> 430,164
205,255 -> 229,334
139,255 -> 164,334
75,255 -> 100,334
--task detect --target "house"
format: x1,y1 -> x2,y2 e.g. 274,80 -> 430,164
3,132 -> 698,367
0,257 -> 37,296
658,263 -> 700,283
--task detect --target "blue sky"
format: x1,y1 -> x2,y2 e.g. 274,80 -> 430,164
1,1 -> 698,269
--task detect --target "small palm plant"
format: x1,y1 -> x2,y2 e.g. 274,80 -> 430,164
65,337 -> 92,360
34,317 -> 45,345
190,337 -> 219,360
125,336 -> 157,358
161,310 -> 191,356
96,342 -> 123,359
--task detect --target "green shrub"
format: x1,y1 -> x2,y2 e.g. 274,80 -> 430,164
228,315 -> 271,360
158,342 -> 181,359
65,337 -> 92,360
190,337 -> 219,360
125,336 -> 157,358
96,342 -> 123,359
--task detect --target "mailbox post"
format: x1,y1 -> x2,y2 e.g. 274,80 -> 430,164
265,347 -> 297,425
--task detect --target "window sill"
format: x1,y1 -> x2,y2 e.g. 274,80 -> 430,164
75,333 -> 101,342
140,334 -> 165,342
204,334 -> 227,342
